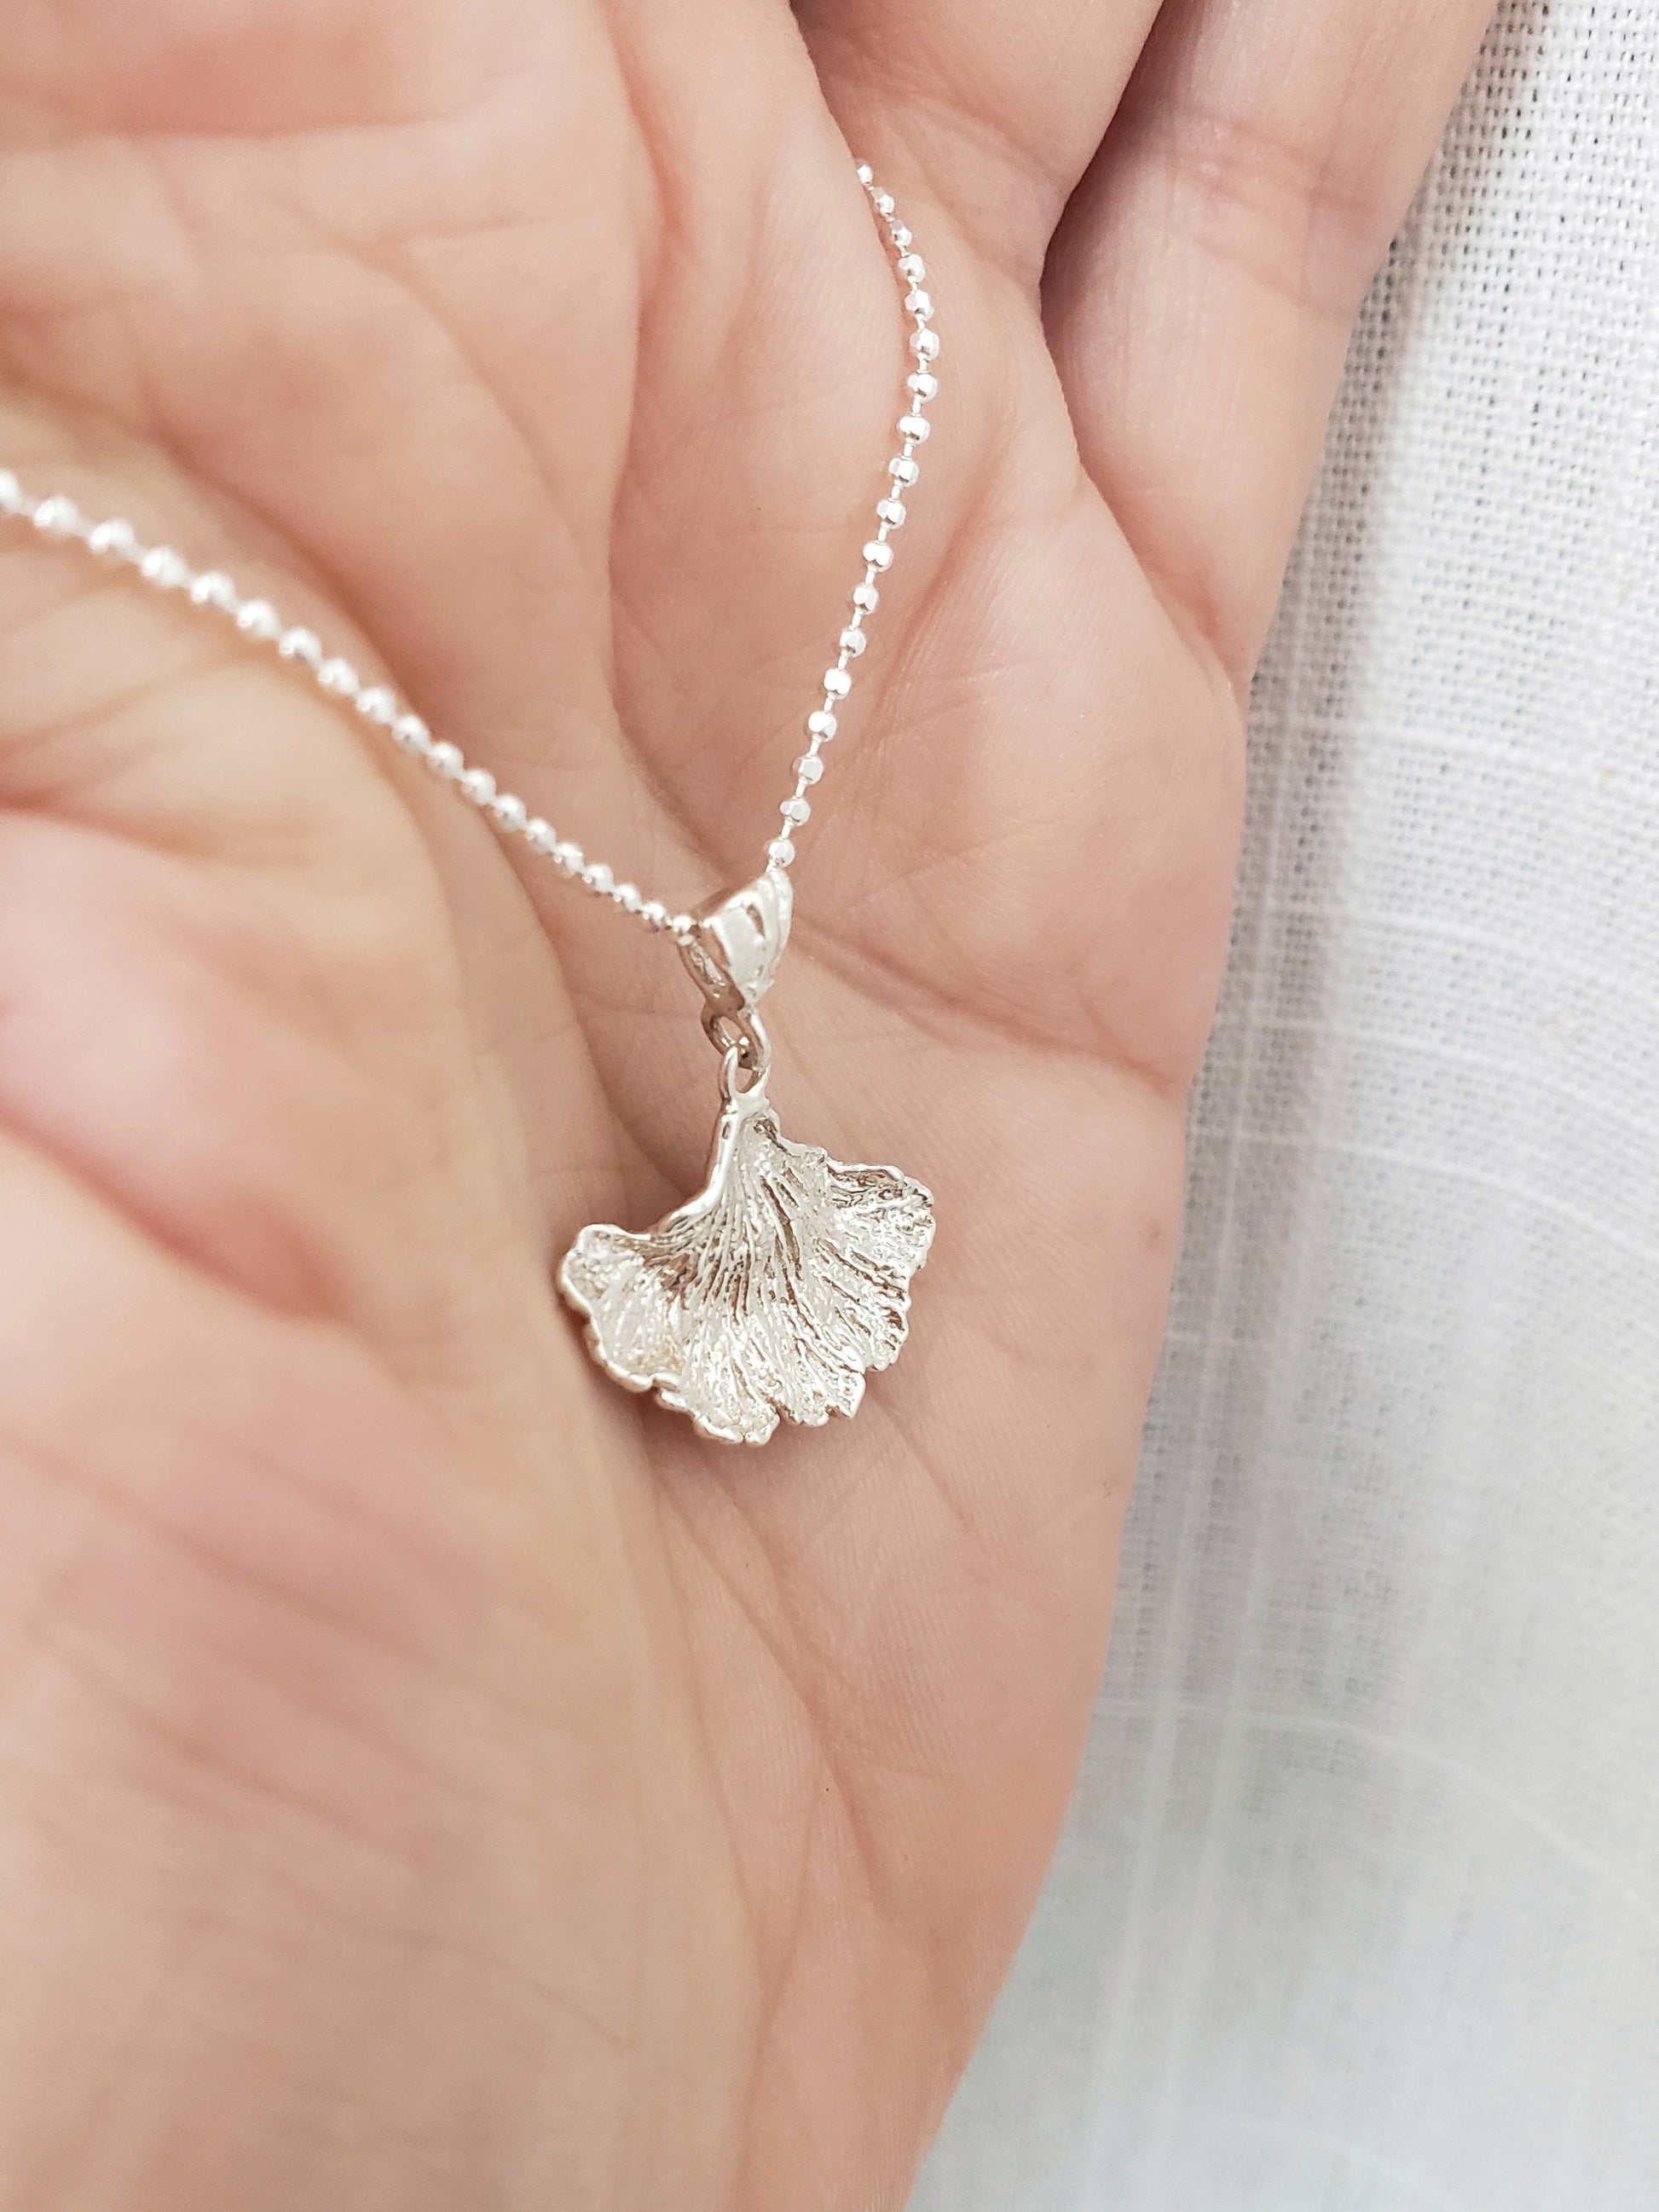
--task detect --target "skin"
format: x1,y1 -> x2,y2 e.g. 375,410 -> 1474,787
0,0 -> 1494,2206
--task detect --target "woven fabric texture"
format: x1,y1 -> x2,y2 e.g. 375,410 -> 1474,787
914,5 -> 1659,2207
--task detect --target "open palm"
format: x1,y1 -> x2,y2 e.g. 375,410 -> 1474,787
0,2 -> 1490,2206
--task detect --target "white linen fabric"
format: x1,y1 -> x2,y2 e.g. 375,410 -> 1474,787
914,5 -> 1659,2207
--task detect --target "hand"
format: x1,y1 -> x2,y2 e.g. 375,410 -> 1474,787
0,2 -> 1492,2205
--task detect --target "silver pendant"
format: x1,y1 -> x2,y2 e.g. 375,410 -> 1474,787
558,870 -> 934,1445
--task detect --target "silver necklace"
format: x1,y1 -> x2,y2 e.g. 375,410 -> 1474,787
0,159 -> 938,1447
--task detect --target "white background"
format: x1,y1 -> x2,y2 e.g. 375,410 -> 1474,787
915,4 -> 1659,2205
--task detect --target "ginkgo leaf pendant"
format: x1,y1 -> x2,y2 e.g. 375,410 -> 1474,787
558,1073 -> 935,1446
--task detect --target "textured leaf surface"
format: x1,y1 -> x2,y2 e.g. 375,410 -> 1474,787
559,1088 -> 934,1445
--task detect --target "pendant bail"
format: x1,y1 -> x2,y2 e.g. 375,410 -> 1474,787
679,866 -> 792,1055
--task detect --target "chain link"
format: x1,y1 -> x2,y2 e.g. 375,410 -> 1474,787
0,162 -> 934,947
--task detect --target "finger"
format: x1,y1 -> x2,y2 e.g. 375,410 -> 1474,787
1043,0 -> 1497,683
792,0 -> 1163,278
